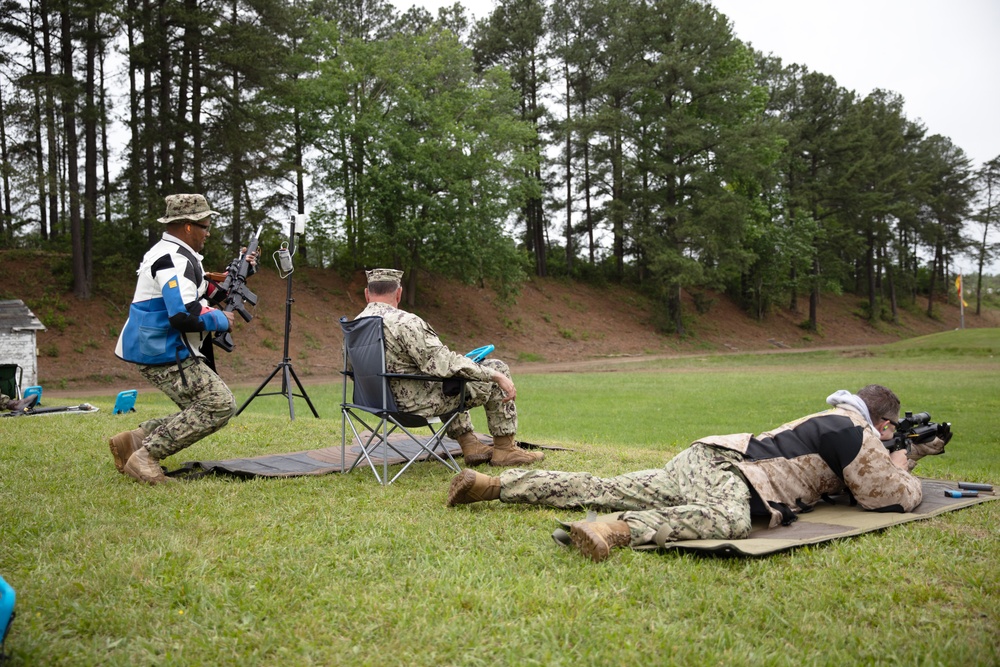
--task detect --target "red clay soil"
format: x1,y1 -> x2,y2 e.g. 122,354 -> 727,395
2,249 -> 996,393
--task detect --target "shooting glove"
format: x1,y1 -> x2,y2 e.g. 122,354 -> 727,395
906,436 -> 947,463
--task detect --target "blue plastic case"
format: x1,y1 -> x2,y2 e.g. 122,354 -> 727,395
0,574 -> 15,647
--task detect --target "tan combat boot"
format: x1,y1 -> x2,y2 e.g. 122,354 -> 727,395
123,447 -> 171,485
489,435 -> 544,467
109,428 -> 146,474
456,431 -> 493,467
447,469 -> 501,506
568,520 -> 632,562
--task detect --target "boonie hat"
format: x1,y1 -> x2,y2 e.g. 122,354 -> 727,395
157,194 -> 219,224
366,268 -> 403,284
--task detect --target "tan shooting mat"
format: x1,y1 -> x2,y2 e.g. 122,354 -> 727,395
559,478 -> 996,557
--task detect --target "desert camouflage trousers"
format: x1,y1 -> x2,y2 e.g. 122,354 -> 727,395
394,358 -> 517,439
137,357 -> 237,460
499,443 -> 753,546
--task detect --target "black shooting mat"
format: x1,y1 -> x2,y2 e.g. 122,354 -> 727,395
1,403 -> 99,418
553,478 -> 997,557
168,432 -> 564,480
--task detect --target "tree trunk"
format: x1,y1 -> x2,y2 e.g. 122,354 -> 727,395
84,10 -> 99,289
157,0 -> 171,192
41,0 -> 60,238
126,0 -> 142,228
143,0 -> 156,244
865,227 -> 877,321
926,243 -> 941,318
808,255 -> 819,332
61,4 -> 88,299
0,85 -> 11,241
172,0 -> 194,189
563,61 -> 572,271
611,122 -> 624,279
27,0 -> 49,239
99,40 -> 112,225
191,6 -> 203,192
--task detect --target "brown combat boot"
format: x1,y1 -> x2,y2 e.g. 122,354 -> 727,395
108,428 -> 146,474
447,469 -> 501,506
456,431 -> 493,467
489,435 -> 544,467
568,520 -> 632,562
123,447 -> 171,485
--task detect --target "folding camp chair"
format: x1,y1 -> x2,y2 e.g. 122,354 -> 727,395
340,316 -> 468,485
0,364 -> 22,400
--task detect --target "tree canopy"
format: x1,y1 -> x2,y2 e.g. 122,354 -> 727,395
0,0 -> 993,326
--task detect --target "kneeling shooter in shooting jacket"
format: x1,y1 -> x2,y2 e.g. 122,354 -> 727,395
109,193 -> 256,485
448,384 -> 946,561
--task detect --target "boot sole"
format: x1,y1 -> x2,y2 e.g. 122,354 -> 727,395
462,451 -> 493,467
569,523 -> 611,562
488,452 -> 545,467
122,455 -> 173,485
446,469 -> 479,506
108,433 -> 139,474
123,466 -> 173,485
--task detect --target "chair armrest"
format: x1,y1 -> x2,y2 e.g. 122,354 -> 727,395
383,373 -> 465,384
382,373 -> 468,405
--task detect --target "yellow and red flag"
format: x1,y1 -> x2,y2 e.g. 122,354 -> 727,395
955,275 -> 968,307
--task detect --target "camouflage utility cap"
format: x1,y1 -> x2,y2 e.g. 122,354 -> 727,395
157,194 -> 219,224
366,268 -> 403,285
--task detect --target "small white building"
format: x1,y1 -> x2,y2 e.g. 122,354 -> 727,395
0,300 -> 47,392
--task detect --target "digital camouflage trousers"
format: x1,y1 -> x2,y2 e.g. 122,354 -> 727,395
498,443 -> 753,546
138,357 -> 237,460
394,358 -> 517,439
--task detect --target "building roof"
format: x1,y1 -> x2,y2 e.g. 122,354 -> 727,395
0,300 -> 47,334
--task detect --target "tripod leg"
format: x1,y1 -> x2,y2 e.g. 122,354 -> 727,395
286,364 -> 320,418
283,364 -> 295,420
236,363 -> 283,416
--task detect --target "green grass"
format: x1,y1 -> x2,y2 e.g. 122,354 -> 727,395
1,329 -> 999,666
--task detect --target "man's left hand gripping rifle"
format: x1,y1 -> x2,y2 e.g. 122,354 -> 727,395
207,224 -> 263,352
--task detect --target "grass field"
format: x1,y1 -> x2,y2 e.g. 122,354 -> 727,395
1,329 -> 998,666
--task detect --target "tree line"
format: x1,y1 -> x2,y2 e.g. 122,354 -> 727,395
0,0 -> 996,329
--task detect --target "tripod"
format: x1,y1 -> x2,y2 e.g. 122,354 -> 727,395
236,217 -> 319,420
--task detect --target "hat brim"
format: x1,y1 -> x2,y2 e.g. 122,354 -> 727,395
157,210 -> 219,224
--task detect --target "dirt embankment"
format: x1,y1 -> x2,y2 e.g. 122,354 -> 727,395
2,249 -> 996,393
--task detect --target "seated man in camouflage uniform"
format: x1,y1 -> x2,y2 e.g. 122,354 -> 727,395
1,392 -> 37,412
352,268 -> 542,467
448,384 -> 947,561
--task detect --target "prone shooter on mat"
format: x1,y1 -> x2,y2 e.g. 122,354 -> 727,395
447,384 -> 951,562
107,194 -> 259,485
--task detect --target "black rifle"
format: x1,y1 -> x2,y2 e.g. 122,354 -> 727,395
885,411 -> 953,453
213,224 -> 263,352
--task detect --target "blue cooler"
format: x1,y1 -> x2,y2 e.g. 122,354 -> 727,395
0,574 -> 14,653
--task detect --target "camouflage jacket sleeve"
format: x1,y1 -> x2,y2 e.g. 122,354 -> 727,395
841,420 -> 923,513
394,314 -> 494,383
